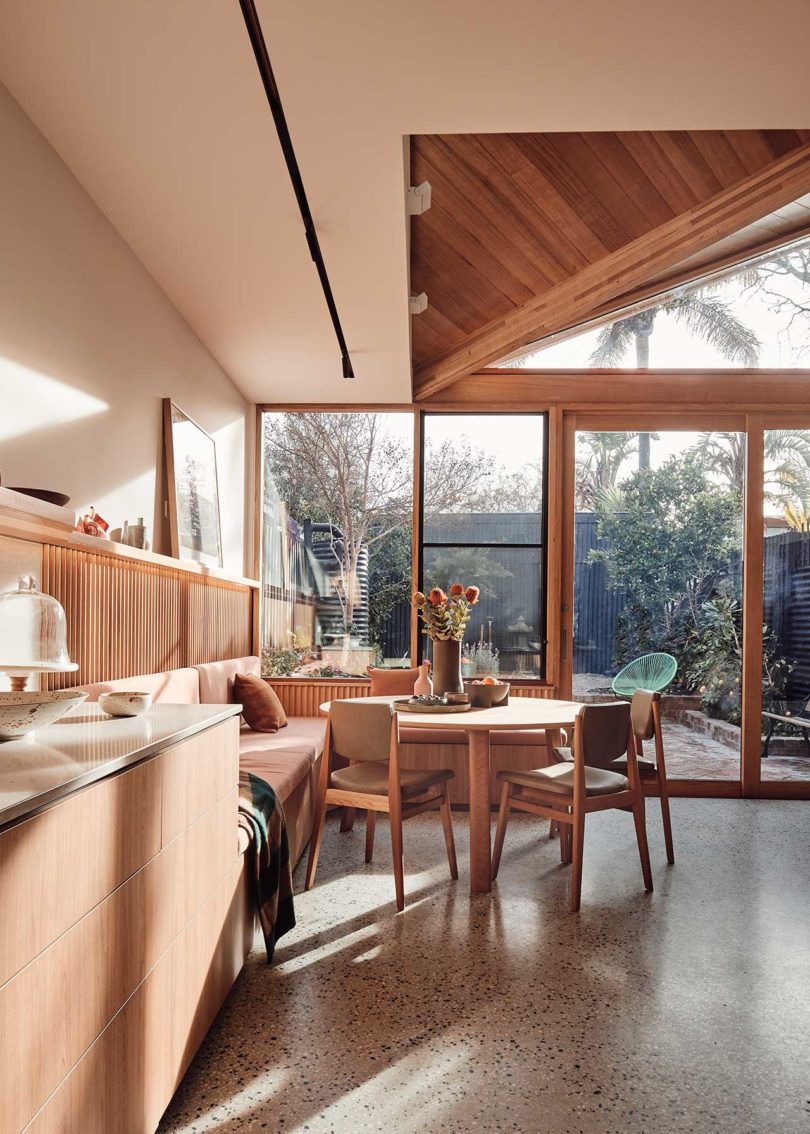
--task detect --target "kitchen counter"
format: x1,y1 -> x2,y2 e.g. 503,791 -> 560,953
0,702 -> 241,828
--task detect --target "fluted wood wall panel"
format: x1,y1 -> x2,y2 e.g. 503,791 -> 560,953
268,681 -> 558,717
269,680 -> 371,717
41,546 -> 253,688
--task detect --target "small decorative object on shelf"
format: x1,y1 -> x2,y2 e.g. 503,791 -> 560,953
128,517 -> 148,549
75,506 -> 109,538
108,518 -> 147,549
413,582 -> 480,695
413,660 -> 433,697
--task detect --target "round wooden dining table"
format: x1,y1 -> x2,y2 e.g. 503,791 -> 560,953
320,695 -> 583,896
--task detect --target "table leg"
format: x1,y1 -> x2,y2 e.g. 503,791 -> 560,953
468,730 -> 492,895
545,727 -> 563,765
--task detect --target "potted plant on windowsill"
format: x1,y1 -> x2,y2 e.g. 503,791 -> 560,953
413,583 -> 480,695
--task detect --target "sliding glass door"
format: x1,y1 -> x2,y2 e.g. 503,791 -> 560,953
760,427 -> 810,785
571,425 -> 745,784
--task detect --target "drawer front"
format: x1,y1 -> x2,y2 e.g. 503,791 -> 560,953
2,789 -> 238,1134
161,717 -> 239,845
25,858 -> 248,1134
0,757 -> 162,987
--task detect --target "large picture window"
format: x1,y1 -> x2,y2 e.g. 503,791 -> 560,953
260,411 -> 413,678
420,413 -> 548,680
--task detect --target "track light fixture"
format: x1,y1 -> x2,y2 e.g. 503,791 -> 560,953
407,181 -> 432,215
409,292 -> 429,315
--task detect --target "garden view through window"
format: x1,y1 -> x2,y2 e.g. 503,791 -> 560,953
260,411 -> 549,681
421,413 -> 547,681
573,429 -> 746,780
261,411 -> 414,678
761,429 -> 810,783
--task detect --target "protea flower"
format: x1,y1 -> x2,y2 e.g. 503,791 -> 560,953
465,586 -> 480,604
413,591 -> 426,606
428,587 -> 447,606
448,582 -> 465,597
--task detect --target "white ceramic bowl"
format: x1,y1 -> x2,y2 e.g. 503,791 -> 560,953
98,691 -> 153,718
0,689 -> 88,740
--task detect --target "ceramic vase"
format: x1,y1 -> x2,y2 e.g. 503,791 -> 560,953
413,661 -> 433,697
432,638 -> 463,696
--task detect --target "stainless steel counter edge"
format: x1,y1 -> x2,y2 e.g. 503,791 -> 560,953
0,704 -> 243,830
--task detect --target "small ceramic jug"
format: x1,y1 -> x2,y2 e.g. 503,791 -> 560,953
413,660 -> 433,697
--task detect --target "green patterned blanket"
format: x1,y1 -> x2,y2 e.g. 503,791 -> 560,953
238,771 -> 296,963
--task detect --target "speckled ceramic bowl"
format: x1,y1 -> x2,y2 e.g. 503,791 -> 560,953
463,680 -> 510,708
98,691 -> 152,718
0,689 -> 88,740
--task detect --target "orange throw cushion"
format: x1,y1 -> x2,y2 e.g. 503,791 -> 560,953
233,673 -> 288,733
366,666 -> 422,696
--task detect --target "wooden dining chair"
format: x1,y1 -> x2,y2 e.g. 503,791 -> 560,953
305,700 -> 458,911
491,701 -> 653,912
612,690 -> 674,864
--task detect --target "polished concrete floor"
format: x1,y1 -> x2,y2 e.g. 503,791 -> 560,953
159,801 -> 810,1134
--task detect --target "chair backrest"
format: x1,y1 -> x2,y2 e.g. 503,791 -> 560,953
631,689 -> 660,741
612,652 -> 677,696
578,701 -> 631,768
329,700 -> 396,763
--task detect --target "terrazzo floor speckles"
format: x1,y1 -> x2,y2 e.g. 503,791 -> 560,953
158,802 -> 810,1134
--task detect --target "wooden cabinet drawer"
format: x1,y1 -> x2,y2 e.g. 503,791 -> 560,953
25,858 -> 248,1134
160,717 -> 239,846
1,789 -> 238,1134
0,757 -> 162,987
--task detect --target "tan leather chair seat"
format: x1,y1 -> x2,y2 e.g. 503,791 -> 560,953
555,745 -> 657,780
331,762 -> 453,797
610,754 -> 658,779
497,762 -> 629,797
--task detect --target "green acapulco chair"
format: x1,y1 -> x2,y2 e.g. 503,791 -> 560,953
611,653 -> 677,698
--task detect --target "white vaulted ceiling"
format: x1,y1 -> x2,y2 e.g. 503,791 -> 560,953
1,1 -> 810,403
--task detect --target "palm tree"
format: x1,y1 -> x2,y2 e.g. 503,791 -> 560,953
576,431 -> 644,510
692,429 -> 810,509
590,293 -> 761,469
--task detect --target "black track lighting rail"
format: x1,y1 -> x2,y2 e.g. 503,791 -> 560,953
237,0 -> 354,379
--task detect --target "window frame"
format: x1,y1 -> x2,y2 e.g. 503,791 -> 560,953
258,406 -> 417,678
417,409 -> 550,682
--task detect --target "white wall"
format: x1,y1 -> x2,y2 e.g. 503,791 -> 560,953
0,84 -> 253,576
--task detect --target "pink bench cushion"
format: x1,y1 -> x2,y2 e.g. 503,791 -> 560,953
72,666 -> 200,704
238,717 -> 326,804
195,657 -> 261,705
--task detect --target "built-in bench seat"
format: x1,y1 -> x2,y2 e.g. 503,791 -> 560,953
73,659 -> 555,853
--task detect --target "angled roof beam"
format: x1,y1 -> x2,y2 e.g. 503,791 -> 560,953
496,221 -> 810,367
413,143 -> 810,400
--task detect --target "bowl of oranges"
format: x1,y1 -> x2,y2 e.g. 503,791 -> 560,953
463,676 -> 510,708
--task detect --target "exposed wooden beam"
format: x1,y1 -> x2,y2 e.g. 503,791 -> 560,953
424,369 -> 810,409
414,144 -> 810,399
496,220 -> 810,366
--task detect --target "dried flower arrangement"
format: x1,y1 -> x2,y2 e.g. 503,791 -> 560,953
413,583 -> 480,642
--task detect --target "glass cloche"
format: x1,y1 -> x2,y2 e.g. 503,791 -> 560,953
0,575 -> 77,689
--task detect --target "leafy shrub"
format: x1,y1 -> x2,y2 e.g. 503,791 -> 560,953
684,588 -> 791,724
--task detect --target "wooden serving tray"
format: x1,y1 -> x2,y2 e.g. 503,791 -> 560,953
393,698 -> 472,714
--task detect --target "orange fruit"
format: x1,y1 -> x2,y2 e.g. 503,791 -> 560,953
483,675 -> 496,685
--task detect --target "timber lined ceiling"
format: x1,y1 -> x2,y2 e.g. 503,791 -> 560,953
410,130 -> 810,394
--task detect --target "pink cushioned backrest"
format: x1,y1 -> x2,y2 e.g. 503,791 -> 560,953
194,657 -> 261,705
72,666 -> 201,704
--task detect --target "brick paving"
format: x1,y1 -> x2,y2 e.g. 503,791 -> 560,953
572,674 -> 810,783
